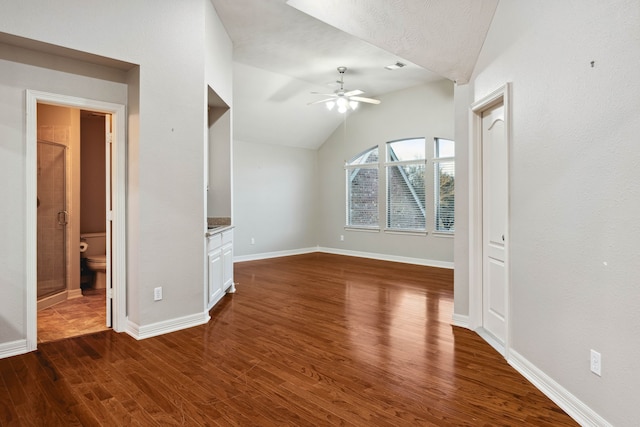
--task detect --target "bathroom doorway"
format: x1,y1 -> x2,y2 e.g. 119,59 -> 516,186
26,91 -> 126,350
35,104 -> 110,342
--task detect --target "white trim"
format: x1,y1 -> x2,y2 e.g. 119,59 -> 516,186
468,83 -> 512,355
451,313 -> 469,328
25,90 -> 127,353
234,247 -> 453,269
0,340 -> 29,359
475,327 -> 505,357
509,350 -> 612,427
234,247 -> 319,263
344,226 -> 380,233
382,229 -> 427,236
125,312 -> 211,340
319,247 -> 454,269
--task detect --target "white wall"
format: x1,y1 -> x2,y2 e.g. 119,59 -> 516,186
452,83 -> 471,317
0,0 -> 232,344
317,80 -> 455,265
233,140 -> 319,258
455,1 -> 640,425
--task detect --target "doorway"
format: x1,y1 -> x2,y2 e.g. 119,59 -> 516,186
25,91 -> 126,351
469,83 -> 511,357
35,104 -> 110,342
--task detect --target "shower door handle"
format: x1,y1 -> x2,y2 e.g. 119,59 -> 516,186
57,210 -> 69,226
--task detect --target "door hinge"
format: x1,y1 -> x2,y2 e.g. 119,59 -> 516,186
107,210 -> 114,221
107,133 -> 113,144
107,288 -> 113,299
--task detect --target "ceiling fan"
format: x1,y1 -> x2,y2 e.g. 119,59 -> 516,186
308,66 -> 381,113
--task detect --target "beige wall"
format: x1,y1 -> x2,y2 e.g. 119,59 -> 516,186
317,80 -> 455,265
454,1 -> 640,424
0,0 -> 232,344
80,114 -> 106,234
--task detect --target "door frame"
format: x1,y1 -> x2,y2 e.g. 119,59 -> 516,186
25,90 -> 127,351
468,83 -> 511,357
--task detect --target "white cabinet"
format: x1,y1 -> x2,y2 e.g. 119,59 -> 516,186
207,228 -> 234,310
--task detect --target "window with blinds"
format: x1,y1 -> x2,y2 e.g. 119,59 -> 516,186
344,138 -> 454,234
434,138 -> 455,232
345,146 -> 379,228
386,138 -> 426,231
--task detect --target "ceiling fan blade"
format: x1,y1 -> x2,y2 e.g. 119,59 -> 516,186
311,92 -> 338,96
307,98 -> 336,106
350,96 -> 381,105
344,89 -> 364,97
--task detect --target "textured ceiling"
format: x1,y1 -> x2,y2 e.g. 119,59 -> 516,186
210,0 -> 498,149
287,0 -> 499,84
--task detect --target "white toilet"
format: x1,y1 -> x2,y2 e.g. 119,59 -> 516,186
80,232 -> 107,289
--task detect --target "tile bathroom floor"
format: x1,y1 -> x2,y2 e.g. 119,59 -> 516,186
37,289 -> 108,343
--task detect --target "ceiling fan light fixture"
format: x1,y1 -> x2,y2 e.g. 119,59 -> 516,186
309,66 -> 380,113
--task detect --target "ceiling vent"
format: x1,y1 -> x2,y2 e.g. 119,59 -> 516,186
384,62 -> 406,70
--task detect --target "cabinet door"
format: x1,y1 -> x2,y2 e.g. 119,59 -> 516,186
208,250 -> 223,306
222,243 -> 233,291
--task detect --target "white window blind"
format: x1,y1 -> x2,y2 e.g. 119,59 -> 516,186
386,138 -> 426,231
346,147 -> 379,227
435,160 -> 455,232
434,138 -> 455,232
387,164 -> 426,230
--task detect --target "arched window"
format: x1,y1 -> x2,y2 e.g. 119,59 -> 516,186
344,137 -> 454,234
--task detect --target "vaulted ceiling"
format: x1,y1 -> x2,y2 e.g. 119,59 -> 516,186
211,0 -> 498,149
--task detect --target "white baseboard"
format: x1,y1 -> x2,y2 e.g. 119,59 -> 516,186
509,349 -> 612,427
234,247 -> 319,263
234,246 -> 454,269
0,339 -> 28,359
125,311 -> 210,340
475,327 -> 506,357
451,313 -> 470,328
318,247 -> 454,269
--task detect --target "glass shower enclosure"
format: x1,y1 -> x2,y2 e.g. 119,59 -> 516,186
37,140 -> 68,299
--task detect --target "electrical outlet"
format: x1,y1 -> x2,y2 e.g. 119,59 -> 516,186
590,349 -> 601,376
250,237 -> 255,245
154,286 -> 163,301
340,235 -> 344,241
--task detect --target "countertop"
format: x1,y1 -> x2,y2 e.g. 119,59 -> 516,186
205,224 -> 234,237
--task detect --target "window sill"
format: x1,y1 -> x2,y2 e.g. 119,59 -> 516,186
344,226 -> 380,233
383,228 -> 427,236
432,231 -> 454,238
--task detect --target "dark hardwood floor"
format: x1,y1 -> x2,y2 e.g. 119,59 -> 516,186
0,253 -> 577,426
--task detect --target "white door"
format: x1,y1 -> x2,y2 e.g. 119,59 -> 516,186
482,103 -> 507,346
105,114 -> 113,327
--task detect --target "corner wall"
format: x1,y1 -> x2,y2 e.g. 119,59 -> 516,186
317,81 -> 455,265
233,140 -> 320,258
